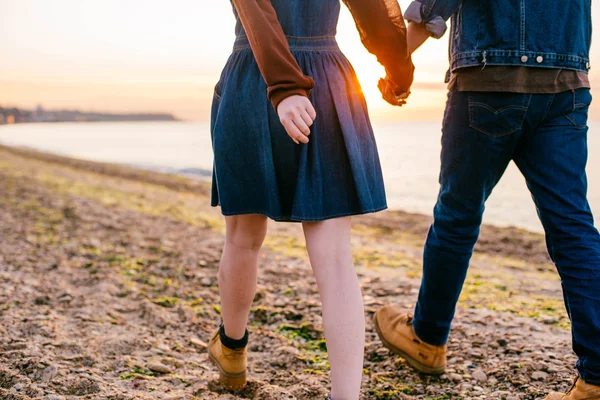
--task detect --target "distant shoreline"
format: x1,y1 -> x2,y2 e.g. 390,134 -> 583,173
0,105 -> 179,125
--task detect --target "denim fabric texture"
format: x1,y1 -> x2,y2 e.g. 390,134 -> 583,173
405,0 -> 592,77
413,87 -> 600,385
210,0 -> 387,222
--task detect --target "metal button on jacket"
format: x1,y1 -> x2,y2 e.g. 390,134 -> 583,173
521,55 -> 529,63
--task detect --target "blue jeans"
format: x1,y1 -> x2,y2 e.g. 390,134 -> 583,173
413,88 -> 600,385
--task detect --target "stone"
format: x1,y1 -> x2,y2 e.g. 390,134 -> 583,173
161,357 -> 184,368
190,337 -> 207,349
147,362 -> 172,374
472,368 -> 488,382
273,297 -> 287,307
39,366 -> 58,383
532,371 -> 549,381
4,342 -> 27,350
200,278 -> 212,287
449,373 -> 463,382
255,384 -> 296,400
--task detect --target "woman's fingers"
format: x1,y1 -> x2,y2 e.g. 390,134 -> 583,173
305,102 -> 317,120
300,110 -> 314,129
294,113 -> 312,137
277,95 -> 317,144
283,119 -> 309,144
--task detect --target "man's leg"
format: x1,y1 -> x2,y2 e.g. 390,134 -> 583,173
375,90 -> 534,373
514,89 -> 600,387
412,90 -> 530,346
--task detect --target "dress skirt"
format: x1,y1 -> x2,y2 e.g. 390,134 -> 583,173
210,36 -> 387,222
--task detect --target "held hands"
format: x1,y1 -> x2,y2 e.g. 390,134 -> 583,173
378,76 -> 410,107
277,95 -> 316,144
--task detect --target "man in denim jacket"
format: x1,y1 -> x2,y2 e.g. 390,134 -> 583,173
373,1 -> 600,398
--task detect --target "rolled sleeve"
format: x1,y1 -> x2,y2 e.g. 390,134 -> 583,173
404,0 -> 462,39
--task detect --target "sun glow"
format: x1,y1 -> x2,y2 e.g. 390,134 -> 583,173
1,0 -> 599,121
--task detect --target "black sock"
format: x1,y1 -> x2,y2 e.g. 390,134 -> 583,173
219,324 -> 248,350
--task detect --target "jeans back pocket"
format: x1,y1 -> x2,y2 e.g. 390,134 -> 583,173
468,92 -> 532,138
566,88 -> 592,129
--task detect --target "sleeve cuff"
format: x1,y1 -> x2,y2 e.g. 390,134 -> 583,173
270,87 -> 312,111
404,1 -> 448,39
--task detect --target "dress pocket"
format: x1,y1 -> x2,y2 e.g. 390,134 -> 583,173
213,82 -> 222,101
468,92 -> 531,138
210,82 -> 223,137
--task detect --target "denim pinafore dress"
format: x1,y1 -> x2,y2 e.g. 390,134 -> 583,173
210,0 -> 387,222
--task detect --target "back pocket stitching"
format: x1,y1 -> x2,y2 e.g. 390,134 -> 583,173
468,95 -> 531,138
469,102 -> 528,114
565,114 -> 588,130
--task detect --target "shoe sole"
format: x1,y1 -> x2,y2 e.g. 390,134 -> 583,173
208,352 -> 247,391
373,313 -> 446,375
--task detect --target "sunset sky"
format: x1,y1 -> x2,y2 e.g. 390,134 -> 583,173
1,0 -> 599,122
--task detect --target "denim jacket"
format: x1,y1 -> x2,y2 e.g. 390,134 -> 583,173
405,0 -> 592,81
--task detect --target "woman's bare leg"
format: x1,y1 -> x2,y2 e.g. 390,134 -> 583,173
219,214 -> 268,339
303,217 -> 365,400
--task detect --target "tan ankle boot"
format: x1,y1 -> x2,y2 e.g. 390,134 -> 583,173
373,306 -> 446,374
545,378 -> 600,399
208,329 -> 247,390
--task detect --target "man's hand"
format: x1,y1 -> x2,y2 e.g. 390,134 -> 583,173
277,95 -> 316,144
379,22 -> 431,106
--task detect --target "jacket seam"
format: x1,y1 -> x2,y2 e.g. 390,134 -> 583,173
520,0 -> 526,51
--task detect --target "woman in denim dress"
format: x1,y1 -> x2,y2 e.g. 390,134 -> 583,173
208,0 -> 414,398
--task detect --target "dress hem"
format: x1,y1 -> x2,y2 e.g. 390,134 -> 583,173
211,205 -> 388,223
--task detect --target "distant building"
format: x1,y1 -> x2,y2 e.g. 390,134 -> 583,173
33,105 -> 46,122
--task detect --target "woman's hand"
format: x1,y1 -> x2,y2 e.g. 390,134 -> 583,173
378,77 -> 410,107
277,95 -> 316,144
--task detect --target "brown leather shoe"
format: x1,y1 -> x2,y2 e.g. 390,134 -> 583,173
208,329 -> 247,390
373,306 -> 446,374
545,377 -> 600,399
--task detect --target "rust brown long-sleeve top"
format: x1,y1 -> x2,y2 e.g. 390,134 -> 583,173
232,0 -> 414,110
